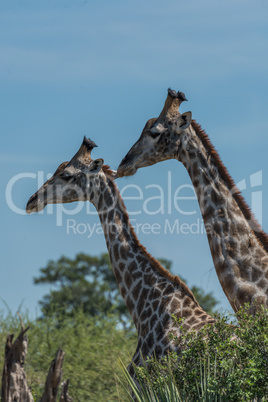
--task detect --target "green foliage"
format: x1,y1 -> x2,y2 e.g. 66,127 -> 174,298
118,356 -> 183,401
0,308 -> 137,401
124,305 -> 268,401
34,253 -> 130,326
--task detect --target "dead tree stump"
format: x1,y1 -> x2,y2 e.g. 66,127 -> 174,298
1,325 -> 33,402
59,380 -> 73,402
1,316 -> 73,402
40,348 -> 65,402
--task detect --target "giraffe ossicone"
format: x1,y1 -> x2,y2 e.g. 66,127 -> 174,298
117,88 -> 268,314
26,137 -> 216,371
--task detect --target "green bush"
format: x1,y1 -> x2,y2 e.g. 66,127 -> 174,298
121,305 -> 268,401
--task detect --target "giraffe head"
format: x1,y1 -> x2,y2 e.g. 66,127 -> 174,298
26,137 -> 116,213
117,89 -> 191,177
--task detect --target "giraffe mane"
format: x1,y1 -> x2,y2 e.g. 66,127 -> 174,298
191,120 -> 268,252
102,165 -> 113,176
102,164 -> 115,177
105,175 -> 200,307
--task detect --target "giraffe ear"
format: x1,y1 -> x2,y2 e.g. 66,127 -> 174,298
88,158 -> 104,174
176,111 -> 192,130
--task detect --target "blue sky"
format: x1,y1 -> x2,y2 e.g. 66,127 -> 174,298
1,0 -> 268,317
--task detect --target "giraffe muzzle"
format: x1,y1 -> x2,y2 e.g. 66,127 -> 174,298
26,193 -> 46,214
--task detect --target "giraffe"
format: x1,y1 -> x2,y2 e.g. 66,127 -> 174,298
26,137 -> 215,372
117,88 -> 268,314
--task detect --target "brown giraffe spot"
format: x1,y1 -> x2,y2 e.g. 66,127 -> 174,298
193,179 -> 199,188
236,222 -> 246,235
163,283 -> 174,295
141,308 -> 152,322
137,288 -> 149,315
152,299 -> 160,311
149,313 -> 158,330
158,300 -> 170,317
183,309 -> 192,318
131,241 -> 139,253
113,244 -> 119,261
132,280 -> 142,301
144,273 -> 157,286
155,321 -> 163,336
232,265 -> 241,279
183,297 -> 192,308
211,241 -> 220,260
188,151 -> 196,159
213,222 -> 222,235
140,260 -> 148,270
192,322 -> 205,331
103,188 -> 112,205
128,260 -> 137,273
236,285 -> 256,304
141,322 -> 149,337
97,193 -> 103,210
113,268 -> 122,284
170,298 -> 180,312
187,316 -> 199,325
252,266 -> 263,282
120,244 -> 130,260
132,271 -> 143,282
182,323 -> 190,331
256,279 -> 267,290
162,313 -> 170,327
146,333 -> 155,350
118,262 -> 125,271
154,345 -> 163,358
162,335 -> 171,346
121,287 -> 126,299
254,248 -> 266,262
136,255 -> 147,264
126,296 -> 135,312
204,205 -> 214,221
239,263 -> 251,281
132,313 -> 138,326
157,281 -> 166,291
161,296 -> 172,309
108,209 -> 114,222
202,174 -> 210,186
222,220 -> 230,233
108,227 -> 116,243
153,288 -> 161,299
223,274 -> 234,294
192,162 -> 198,177
101,212 -> 107,222
254,295 -> 266,307
124,271 -> 132,289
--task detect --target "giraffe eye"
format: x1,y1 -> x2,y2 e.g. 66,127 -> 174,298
61,173 -> 72,181
149,131 -> 161,139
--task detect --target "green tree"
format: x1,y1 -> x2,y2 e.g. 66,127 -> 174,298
34,252 -> 130,324
34,253 -> 219,323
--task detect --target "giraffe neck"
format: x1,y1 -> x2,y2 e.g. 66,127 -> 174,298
89,173 -> 214,358
177,124 -> 268,312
